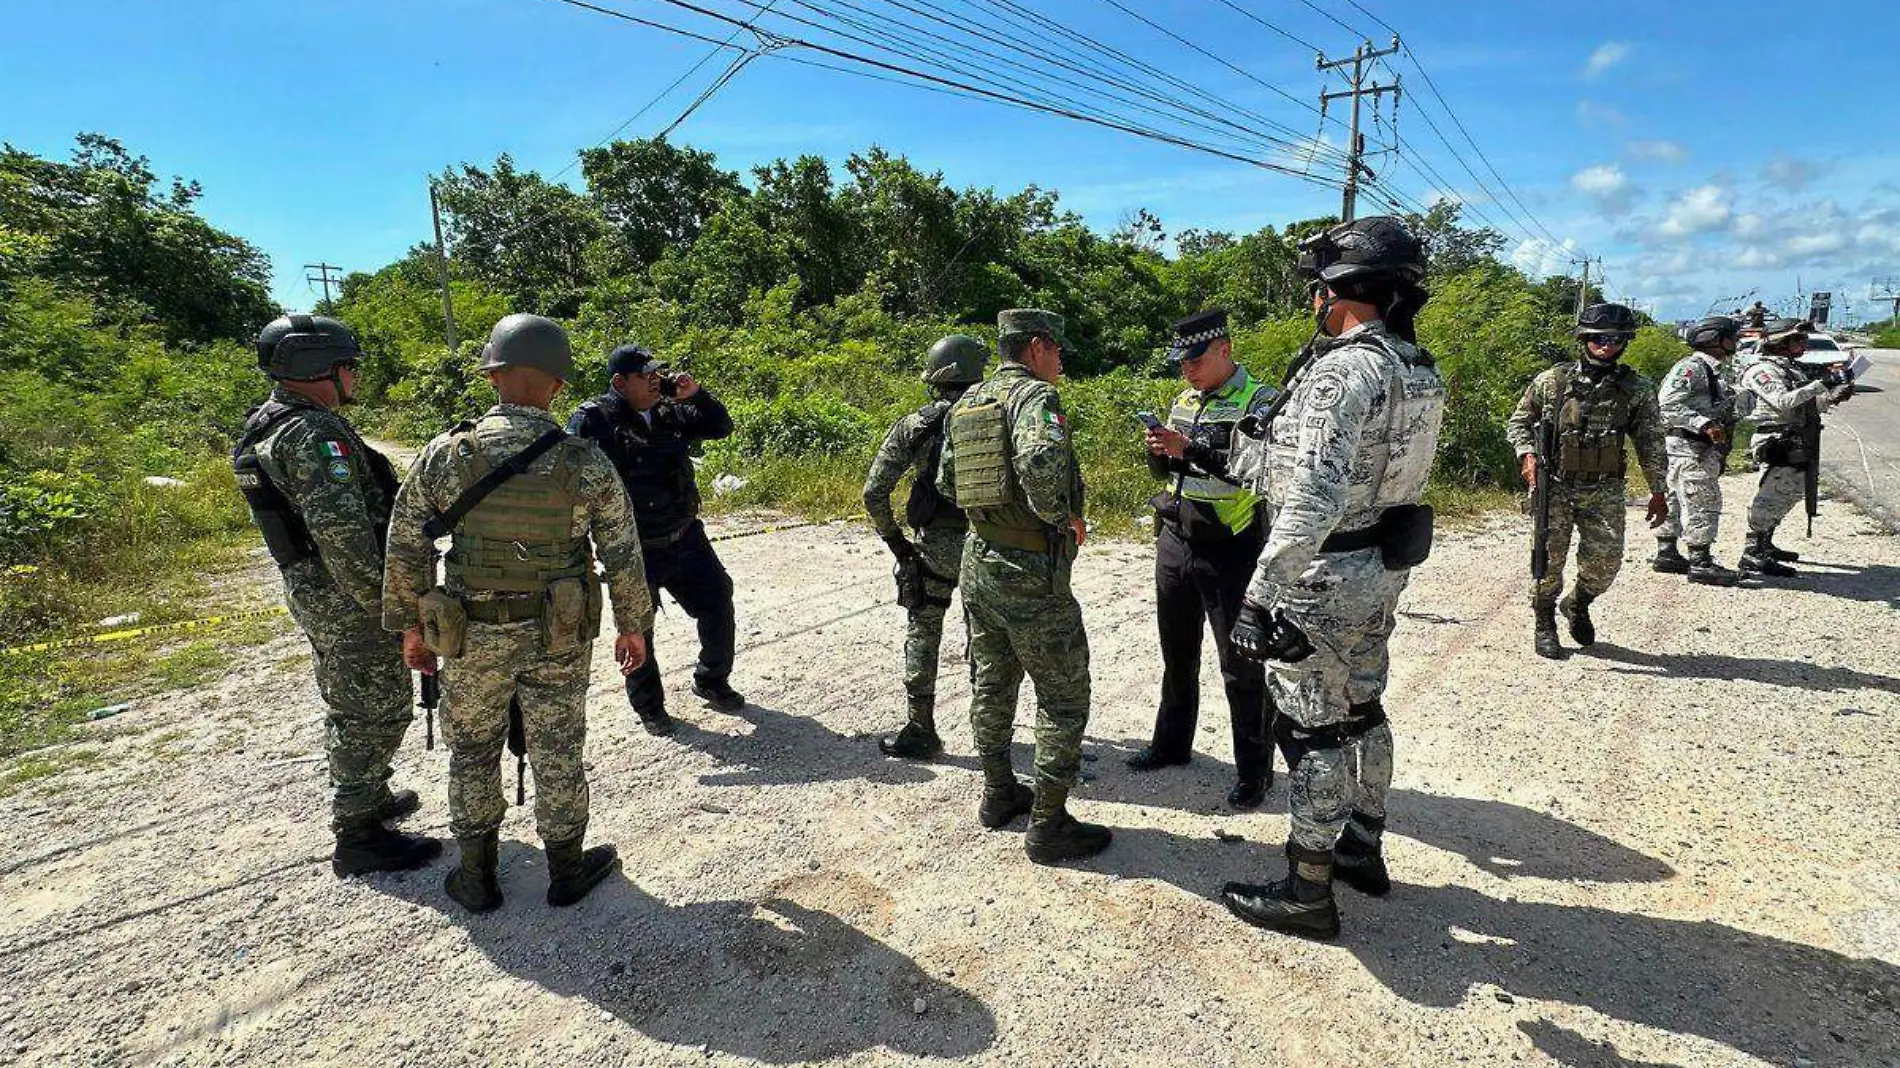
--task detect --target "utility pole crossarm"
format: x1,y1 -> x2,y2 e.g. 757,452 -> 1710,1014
1316,35 -> 1402,222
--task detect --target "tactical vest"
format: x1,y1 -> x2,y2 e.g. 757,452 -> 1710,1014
232,398 -> 398,567
948,372 -> 1054,552
577,396 -> 699,540
1164,372 -> 1266,536
904,401 -> 966,530
441,423 -> 590,595
1554,365 -> 1637,480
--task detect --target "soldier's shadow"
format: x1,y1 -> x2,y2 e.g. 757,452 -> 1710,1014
670,702 -> 947,788
376,845 -> 997,1062
1517,1020 -> 1681,1068
1581,642 -> 1900,695
1777,560 -> 1900,608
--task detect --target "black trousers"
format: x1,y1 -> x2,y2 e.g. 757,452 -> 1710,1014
1151,523 -> 1271,780
624,519 -> 737,716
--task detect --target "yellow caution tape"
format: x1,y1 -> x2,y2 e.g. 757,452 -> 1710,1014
0,606 -> 289,657
706,514 -> 863,544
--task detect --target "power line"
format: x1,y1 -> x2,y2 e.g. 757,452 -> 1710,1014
1204,0 -> 1322,54
1339,0 -> 1400,39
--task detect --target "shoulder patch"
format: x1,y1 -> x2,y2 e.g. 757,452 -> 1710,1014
1307,371 -> 1348,412
326,459 -> 353,483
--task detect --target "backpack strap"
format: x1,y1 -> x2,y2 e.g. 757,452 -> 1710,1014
422,429 -> 570,540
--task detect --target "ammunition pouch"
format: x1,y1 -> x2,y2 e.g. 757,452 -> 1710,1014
538,575 -> 599,655
970,519 -> 1053,554
1754,435 -> 1810,469
1557,430 -> 1626,479
894,554 -> 954,610
418,588 -> 468,659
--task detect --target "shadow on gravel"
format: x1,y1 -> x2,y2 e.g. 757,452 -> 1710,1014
1517,1020 -> 1679,1068
672,703 -> 948,788
1782,561 -> 1900,609
1583,642 -> 1900,695
378,846 -> 997,1061
1082,742 -> 1675,885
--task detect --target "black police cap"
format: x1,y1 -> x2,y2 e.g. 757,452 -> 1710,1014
1167,308 -> 1230,362
607,343 -> 663,377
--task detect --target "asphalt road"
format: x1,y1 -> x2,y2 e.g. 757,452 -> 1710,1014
1819,346 -> 1900,531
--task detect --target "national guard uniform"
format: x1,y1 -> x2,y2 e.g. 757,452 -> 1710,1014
567,345 -> 741,734
936,309 -> 1112,865
233,314 -> 439,878
1128,309 -> 1277,809
1219,217 -> 1444,940
864,335 -> 988,760
1653,316 -> 1744,585
384,315 -> 654,912
1505,303 -> 1669,660
1737,318 -> 1855,576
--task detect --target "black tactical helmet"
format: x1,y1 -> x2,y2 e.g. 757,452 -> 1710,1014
921,334 -> 987,386
1576,303 -> 1639,340
256,314 -> 362,381
477,314 -> 574,380
1297,216 -> 1427,290
1762,317 -> 1812,348
1685,315 -> 1741,350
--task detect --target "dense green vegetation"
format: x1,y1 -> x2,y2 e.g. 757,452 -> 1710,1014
2,132 -> 1690,756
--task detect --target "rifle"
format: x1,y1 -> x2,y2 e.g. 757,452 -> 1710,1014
1803,411 -> 1821,537
418,671 -> 439,751
1530,371 -> 1568,581
508,695 -> 527,805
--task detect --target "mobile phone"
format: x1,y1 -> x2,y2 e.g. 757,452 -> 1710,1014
1136,411 -> 1163,431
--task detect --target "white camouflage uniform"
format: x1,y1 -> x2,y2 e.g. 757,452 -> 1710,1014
1657,352 -> 1733,547
1740,354 -> 1844,535
1230,321 -> 1445,854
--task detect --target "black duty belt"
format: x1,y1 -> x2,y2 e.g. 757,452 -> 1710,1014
641,520 -> 697,550
464,596 -> 543,624
1319,524 -> 1382,554
1668,428 -> 1715,443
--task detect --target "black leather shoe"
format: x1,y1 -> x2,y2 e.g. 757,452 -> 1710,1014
1227,778 -> 1267,809
1220,879 -> 1340,940
879,722 -> 944,760
636,709 -> 676,737
692,679 -> 747,712
1124,745 -> 1191,772
375,788 -> 421,822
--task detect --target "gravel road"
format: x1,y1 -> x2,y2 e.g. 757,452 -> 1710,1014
1,486 -> 1896,1068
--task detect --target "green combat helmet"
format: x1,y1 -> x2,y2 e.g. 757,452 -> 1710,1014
921,334 -> 988,386
256,314 -> 362,381
478,313 -> 574,380
1760,317 -> 1812,354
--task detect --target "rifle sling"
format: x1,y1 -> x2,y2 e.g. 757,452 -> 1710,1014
421,429 -> 569,540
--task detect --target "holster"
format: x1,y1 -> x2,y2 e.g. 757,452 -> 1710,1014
1377,504 -> 1435,571
418,588 -> 468,659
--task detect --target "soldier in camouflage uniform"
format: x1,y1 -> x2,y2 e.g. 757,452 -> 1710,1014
864,335 -> 988,760
383,314 -> 654,913
1217,217 -> 1445,941
1653,315 -> 1744,585
935,309 -> 1112,865
1737,318 -> 1856,577
233,314 -> 440,878
1505,304 -> 1670,660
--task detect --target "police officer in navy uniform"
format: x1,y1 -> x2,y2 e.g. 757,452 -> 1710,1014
1127,310 -> 1277,809
567,344 -> 743,734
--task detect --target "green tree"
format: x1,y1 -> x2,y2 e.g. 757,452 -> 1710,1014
433,155 -> 600,317
581,138 -> 744,276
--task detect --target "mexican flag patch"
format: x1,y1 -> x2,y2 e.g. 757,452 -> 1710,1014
320,440 -> 352,459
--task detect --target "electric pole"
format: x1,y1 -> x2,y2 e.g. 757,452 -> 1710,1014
429,181 -> 459,356
1318,35 -> 1402,222
303,262 -> 344,309
1872,278 -> 1900,327
1571,256 -> 1599,324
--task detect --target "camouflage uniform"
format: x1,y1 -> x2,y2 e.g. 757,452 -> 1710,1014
236,387 -> 411,832
863,401 -> 967,718
1741,354 -> 1838,535
1229,323 -> 1445,855
1506,363 -> 1667,604
1658,353 -> 1734,547
936,359 -> 1088,817
383,404 -> 653,845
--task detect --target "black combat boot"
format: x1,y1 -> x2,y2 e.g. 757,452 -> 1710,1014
977,752 -> 1035,829
1024,787 -> 1113,865
1739,532 -> 1798,577
879,696 -> 944,760
331,818 -> 442,878
443,832 -> 503,914
636,707 -> 676,737
374,787 -> 421,822
691,678 -> 747,713
1124,744 -> 1191,772
1559,591 -> 1596,646
1684,544 -> 1742,587
1532,601 -> 1564,660
1226,777 -> 1268,809
1332,817 -> 1391,897
1220,842 -> 1341,940
1650,537 -> 1690,574
1760,530 -> 1801,562
545,835 -> 621,907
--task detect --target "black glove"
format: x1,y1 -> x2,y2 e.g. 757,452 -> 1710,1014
883,534 -> 918,563
1821,365 -> 1853,389
1232,600 -> 1315,664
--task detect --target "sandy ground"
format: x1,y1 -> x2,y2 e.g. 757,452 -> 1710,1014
1,480 -> 1897,1068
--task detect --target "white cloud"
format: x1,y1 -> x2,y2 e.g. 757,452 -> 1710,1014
1584,42 -> 1631,79
1626,139 -> 1688,165
1576,99 -> 1626,127
1761,155 -> 1825,192
1785,232 -> 1846,257
1657,185 -> 1732,237
1570,165 -> 1628,197
1510,236 -> 1581,279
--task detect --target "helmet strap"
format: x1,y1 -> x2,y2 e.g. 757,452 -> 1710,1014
1313,289 -> 1341,337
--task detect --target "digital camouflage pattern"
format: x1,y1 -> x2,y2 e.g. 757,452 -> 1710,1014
936,361 -> 1089,813
1229,322 -> 1444,853
1659,353 -> 1733,546
1506,363 -> 1666,604
383,404 -> 653,842
1740,354 -> 1841,535
863,401 -> 967,708
244,387 -> 412,832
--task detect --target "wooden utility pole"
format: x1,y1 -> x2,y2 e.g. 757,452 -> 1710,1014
1318,35 -> 1402,222
429,182 -> 459,355
1572,257 -> 1598,324
303,262 -> 343,308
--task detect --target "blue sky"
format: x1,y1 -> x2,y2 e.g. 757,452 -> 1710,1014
4,0 -> 1895,322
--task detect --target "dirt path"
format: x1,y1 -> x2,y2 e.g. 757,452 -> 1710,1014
2,482 -> 1897,1068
